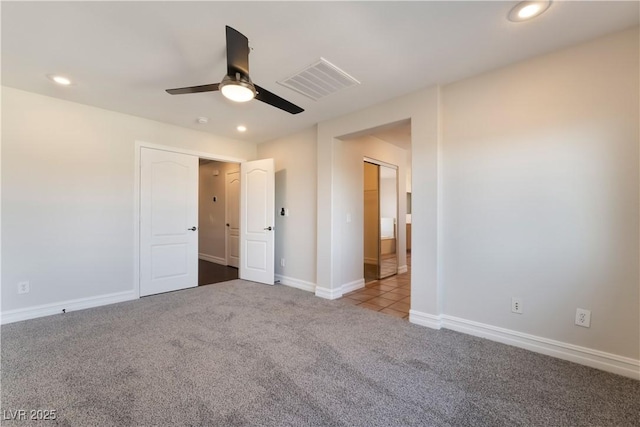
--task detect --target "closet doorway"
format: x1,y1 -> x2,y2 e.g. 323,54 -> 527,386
363,159 -> 398,283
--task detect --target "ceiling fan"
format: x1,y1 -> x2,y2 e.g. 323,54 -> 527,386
166,26 -> 304,115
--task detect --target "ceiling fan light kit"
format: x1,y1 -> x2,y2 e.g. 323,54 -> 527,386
166,26 -> 304,114
219,74 -> 256,103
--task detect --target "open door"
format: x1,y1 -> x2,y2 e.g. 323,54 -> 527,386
140,148 -> 199,296
240,159 -> 275,284
225,170 -> 240,268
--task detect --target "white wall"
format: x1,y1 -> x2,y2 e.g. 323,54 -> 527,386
198,161 -> 239,262
441,28 -> 639,359
339,136 -> 407,286
2,87 -> 256,314
257,127 -> 317,289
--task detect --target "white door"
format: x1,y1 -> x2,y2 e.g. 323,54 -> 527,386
140,148 -> 198,296
240,159 -> 275,285
225,170 -> 240,268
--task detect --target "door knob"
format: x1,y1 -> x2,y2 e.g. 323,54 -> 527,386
188,227 -> 197,231
264,226 -> 273,231
226,223 -> 230,227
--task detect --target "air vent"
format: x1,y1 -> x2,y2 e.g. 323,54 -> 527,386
277,58 -> 360,101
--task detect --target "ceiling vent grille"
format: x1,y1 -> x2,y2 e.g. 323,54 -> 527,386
277,58 -> 360,101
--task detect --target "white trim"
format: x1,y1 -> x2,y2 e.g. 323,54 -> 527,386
1,290 -> 137,325
315,279 -> 365,300
199,253 -> 227,265
275,274 -> 316,293
363,156 -> 399,170
342,278 -> 365,294
134,140 -> 247,298
409,310 -> 442,329
134,144 -> 141,298
408,310 -> 640,380
135,141 -> 246,164
315,286 -> 342,300
398,264 -> 408,274
435,86 -> 445,315
440,314 -> 640,380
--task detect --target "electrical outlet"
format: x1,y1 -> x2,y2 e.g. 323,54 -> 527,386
511,297 -> 523,314
575,308 -> 591,328
280,258 -> 285,267
18,281 -> 30,294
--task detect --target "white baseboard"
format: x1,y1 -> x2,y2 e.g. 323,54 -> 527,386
315,279 -> 365,300
398,265 -> 408,274
342,278 -> 365,294
408,310 -> 640,380
409,309 -> 443,329
1,290 -> 138,325
198,253 -> 226,265
315,286 -> 343,300
275,274 -> 316,293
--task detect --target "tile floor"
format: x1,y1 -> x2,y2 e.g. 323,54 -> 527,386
342,252 -> 411,320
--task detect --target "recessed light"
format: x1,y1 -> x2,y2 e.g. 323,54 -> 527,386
48,75 -> 72,86
236,125 -> 247,132
197,117 -> 209,124
508,1 -> 551,22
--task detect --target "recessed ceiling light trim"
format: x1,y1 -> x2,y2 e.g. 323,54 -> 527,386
236,125 -> 247,132
47,74 -> 72,86
508,1 -> 551,22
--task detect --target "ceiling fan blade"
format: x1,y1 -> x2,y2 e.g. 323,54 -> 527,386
226,26 -> 249,77
166,83 -> 220,95
254,84 -> 304,114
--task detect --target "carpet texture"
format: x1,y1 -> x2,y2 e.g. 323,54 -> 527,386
2,280 -> 639,426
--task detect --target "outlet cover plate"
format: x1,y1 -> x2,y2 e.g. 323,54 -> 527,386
18,281 -> 30,294
575,308 -> 591,328
511,297 -> 523,314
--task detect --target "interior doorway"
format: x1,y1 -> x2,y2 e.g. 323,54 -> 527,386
338,120 -> 412,320
198,159 -> 240,285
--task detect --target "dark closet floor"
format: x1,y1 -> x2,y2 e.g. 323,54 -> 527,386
198,259 -> 238,286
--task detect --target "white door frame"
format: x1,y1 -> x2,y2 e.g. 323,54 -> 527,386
133,140 -> 246,298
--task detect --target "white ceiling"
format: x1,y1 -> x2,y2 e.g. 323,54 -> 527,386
2,1 -> 638,144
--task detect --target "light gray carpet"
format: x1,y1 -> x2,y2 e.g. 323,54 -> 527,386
2,280 -> 639,426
